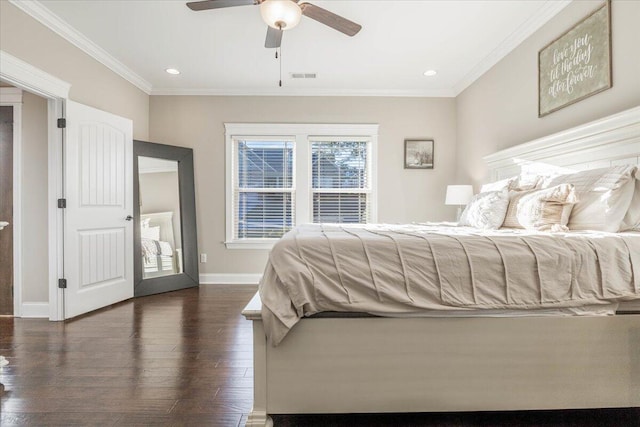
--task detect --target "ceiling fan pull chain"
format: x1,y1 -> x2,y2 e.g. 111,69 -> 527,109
279,45 -> 282,87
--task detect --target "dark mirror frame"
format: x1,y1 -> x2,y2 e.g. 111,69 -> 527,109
133,140 -> 199,297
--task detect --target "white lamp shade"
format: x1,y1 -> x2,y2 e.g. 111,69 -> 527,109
260,0 -> 302,30
445,185 -> 474,205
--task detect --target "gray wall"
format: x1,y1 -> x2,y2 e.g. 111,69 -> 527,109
0,1 -> 149,140
149,96 -> 458,275
456,0 -> 640,187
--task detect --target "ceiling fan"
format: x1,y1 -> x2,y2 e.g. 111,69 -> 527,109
186,0 -> 362,48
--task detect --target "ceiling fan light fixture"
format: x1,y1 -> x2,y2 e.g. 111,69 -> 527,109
260,0 -> 302,30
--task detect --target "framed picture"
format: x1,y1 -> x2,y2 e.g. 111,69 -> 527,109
538,0 -> 611,117
404,139 -> 434,169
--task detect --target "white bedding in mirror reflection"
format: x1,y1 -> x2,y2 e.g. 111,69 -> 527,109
138,156 -> 183,279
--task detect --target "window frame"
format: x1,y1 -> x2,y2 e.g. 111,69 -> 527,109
225,123 -> 379,249
233,136 -> 296,244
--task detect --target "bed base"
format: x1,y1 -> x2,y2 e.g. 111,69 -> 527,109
242,294 -> 640,426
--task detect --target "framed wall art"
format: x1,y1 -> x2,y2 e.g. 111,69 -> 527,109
404,139 -> 434,169
538,0 -> 611,117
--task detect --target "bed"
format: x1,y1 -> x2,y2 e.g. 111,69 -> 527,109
242,106 -> 640,426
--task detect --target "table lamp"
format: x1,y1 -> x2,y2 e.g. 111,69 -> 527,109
445,185 -> 474,221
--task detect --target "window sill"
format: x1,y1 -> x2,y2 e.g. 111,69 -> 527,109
224,240 -> 278,250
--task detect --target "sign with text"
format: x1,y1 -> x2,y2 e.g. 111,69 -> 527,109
538,1 -> 611,117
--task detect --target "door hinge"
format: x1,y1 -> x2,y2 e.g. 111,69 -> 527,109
58,278 -> 67,289
57,118 -> 66,129
57,198 -> 66,208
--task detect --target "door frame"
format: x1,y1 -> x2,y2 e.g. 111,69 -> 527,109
0,50 -> 70,320
0,87 -> 22,316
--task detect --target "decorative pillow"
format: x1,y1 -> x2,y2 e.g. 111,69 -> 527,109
480,174 -> 542,193
481,177 -> 515,193
459,190 -> 509,230
542,165 -> 637,232
620,169 -> 640,231
514,174 -> 544,191
502,184 -> 578,232
502,191 -> 527,228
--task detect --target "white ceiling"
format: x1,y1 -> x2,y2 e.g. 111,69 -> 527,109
21,0 -> 571,96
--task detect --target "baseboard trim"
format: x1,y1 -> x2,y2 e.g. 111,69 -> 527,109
20,302 -> 49,318
199,274 -> 262,285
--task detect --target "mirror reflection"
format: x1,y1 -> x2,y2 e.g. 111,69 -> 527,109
138,156 -> 183,279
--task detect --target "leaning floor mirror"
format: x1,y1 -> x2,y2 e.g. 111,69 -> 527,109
134,140 -> 198,297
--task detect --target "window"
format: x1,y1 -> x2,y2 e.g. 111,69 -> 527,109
234,138 -> 294,239
225,124 -> 378,249
311,138 -> 371,223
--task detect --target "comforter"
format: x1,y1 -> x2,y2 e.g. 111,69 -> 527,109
259,223 -> 640,345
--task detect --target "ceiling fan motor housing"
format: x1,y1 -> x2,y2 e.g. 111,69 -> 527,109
260,0 -> 302,30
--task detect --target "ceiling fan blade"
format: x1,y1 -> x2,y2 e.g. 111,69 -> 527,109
265,26 -> 283,48
300,3 -> 362,37
186,0 -> 255,12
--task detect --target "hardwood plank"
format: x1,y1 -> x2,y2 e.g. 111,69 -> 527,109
0,397 -> 176,413
116,413 -> 242,427
0,412 -> 119,426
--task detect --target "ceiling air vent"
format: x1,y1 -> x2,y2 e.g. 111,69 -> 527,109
290,73 -> 317,79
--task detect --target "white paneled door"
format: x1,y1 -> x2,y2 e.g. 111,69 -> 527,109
63,100 -> 133,319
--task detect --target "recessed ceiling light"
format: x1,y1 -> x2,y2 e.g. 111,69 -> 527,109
165,68 -> 181,75
423,70 -> 437,77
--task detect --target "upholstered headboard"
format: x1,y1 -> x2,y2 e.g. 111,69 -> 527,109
484,106 -> 640,181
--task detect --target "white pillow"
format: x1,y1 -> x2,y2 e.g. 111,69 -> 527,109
502,184 -> 577,232
543,165 -> 636,232
620,170 -> 640,231
459,190 -> 509,230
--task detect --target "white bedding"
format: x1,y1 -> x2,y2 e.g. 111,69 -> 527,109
259,223 -> 640,345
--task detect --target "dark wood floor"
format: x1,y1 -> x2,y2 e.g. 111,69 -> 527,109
1,285 -> 638,426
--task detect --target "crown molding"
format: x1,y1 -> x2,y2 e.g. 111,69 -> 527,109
9,0 -> 152,94
0,50 -> 71,99
453,0 -> 572,96
150,87 -> 456,98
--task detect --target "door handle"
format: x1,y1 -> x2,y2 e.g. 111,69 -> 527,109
125,215 -> 133,221
0,221 -> 8,230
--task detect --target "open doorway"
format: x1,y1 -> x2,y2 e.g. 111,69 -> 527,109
0,51 -> 68,321
1,53 -> 138,321
0,84 -> 50,317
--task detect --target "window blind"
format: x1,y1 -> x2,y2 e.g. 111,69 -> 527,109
234,139 -> 294,239
311,139 -> 370,224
